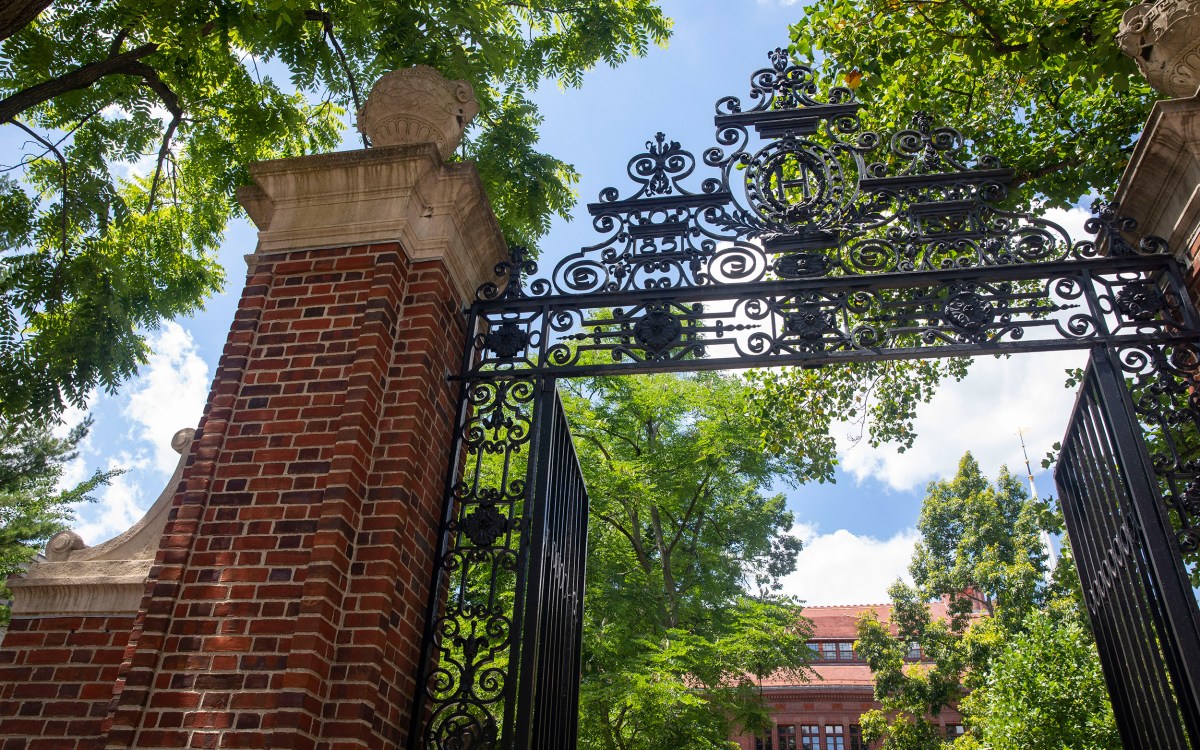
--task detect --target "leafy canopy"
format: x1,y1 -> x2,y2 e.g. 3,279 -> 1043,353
788,0 -> 1156,206
0,0 -> 670,421
911,452 -> 1052,628
746,358 -> 969,484
957,610 -> 1120,750
563,372 -> 813,750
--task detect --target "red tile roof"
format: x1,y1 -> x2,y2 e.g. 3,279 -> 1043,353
805,601 -> 953,638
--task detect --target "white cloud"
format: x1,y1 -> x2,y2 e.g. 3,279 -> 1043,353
834,348 -> 1087,491
125,321 -> 209,474
1042,206 -> 1093,244
70,454 -> 148,546
780,524 -> 919,605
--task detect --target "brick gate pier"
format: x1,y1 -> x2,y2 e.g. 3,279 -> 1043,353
0,67 -> 506,750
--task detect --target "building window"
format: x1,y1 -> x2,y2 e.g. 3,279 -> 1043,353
838,641 -> 855,660
779,724 -> 797,750
822,642 -> 838,661
825,725 -> 845,750
756,731 -> 774,750
906,641 -> 921,659
806,641 -> 819,658
800,725 -> 820,750
945,724 -> 965,738
848,725 -> 864,750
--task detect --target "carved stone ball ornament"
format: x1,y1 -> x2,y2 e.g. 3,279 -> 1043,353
356,66 -> 481,160
1118,0 -> 1200,98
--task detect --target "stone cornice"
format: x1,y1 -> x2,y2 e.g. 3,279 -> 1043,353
236,143 -> 508,306
1115,87 -> 1200,264
6,429 -> 195,617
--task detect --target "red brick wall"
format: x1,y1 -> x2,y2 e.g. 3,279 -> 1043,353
730,688 -> 965,749
96,242 -> 466,749
0,614 -> 136,750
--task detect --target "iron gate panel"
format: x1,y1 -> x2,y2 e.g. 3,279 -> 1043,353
1056,346 -> 1200,748
512,381 -> 590,750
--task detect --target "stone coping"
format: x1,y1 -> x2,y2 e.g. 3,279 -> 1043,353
236,143 -> 508,306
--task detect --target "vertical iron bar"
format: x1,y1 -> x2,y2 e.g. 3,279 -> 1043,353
1055,449 -> 1140,749
1095,346 -> 1200,741
505,376 -> 555,750
513,377 -> 560,750
1073,373 -> 1181,746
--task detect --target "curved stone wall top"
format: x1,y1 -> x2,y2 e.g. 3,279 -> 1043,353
7,428 -> 195,616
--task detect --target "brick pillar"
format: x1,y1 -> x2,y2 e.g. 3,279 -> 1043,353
97,140 -> 505,750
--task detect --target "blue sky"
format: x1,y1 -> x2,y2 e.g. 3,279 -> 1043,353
37,0 -> 1088,606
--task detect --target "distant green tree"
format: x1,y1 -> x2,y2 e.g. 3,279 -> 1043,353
0,416 -> 116,622
855,452 -> 1062,749
855,580 -> 978,750
788,0 -> 1154,207
564,372 -> 813,750
957,610 -> 1120,750
910,453 -> 1052,629
0,0 -> 671,423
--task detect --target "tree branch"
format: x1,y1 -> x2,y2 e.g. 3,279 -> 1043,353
124,61 -> 183,209
0,42 -> 159,124
0,0 -> 51,44
667,469 -> 713,555
10,120 -> 67,254
305,9 -> 368,147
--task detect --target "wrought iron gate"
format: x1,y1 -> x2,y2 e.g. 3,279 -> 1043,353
1056,346 -> 1200,747
512,383 -> 590,750
410,47 -> 1200,750
410,377 -> 589,750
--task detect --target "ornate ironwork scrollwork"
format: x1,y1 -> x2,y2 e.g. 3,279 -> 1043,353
422,46 -> 1200,750
422,377 -> 537,750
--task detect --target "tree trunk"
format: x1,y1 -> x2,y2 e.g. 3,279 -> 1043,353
649,505 -> 680,628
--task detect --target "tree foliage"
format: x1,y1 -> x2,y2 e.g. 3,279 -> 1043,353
855,452 -> 1080,749
0,0 -> 670,421
957,610 -> 1120,750
788,0 -> 1156,207
562,372 -> 813,750
856,580 -> 979,750
746,359 -> 969,484
0,415 -> 116,621
855,453 -> 1120,749
911,453 -> 1052,628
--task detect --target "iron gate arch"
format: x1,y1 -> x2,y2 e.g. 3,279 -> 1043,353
409,48 -> 1200,750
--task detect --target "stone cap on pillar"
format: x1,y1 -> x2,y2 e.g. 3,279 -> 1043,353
6,428 -> 196,617
237,66 -> 507,305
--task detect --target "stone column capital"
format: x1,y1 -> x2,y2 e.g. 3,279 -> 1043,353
237,143 -> 507,306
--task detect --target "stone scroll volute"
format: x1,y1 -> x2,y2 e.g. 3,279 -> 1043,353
356,65 -> 481,159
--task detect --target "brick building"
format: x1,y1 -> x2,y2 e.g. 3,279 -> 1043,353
730,603 -> 967,750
